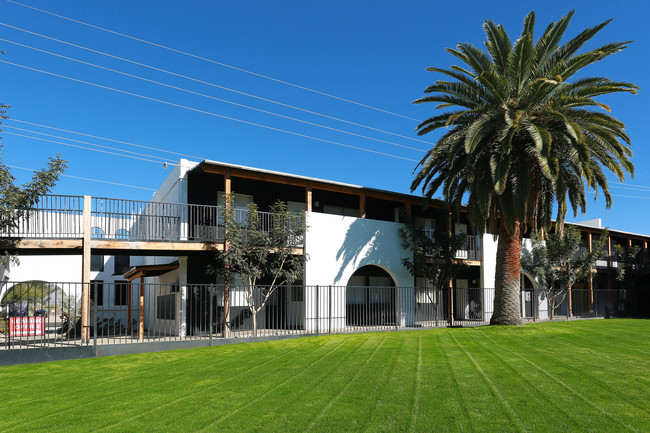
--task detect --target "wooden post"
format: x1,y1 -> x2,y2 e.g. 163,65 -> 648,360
447,210 -> 453,325
607,235 -> 612,290
81,195 -> 91,343
360,193 -> 366,218
139,275 -> 144,341
306,185 -> 312,212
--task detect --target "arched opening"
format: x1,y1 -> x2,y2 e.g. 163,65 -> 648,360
346,265 -> 396,326
521,274 -> 535,318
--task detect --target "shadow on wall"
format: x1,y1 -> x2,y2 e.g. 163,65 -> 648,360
334,218 -> 404,285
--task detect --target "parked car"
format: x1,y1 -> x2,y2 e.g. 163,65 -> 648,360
34,309 -> 47,317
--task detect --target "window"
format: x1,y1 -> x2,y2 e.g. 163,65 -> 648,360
91,255 -> 104,272
114,255 -> 130,274
115,229 -> 129,239
90,280 -> 104,306
114,280 -> 128,306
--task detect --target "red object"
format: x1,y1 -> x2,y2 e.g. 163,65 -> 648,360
9,317 -> 45,337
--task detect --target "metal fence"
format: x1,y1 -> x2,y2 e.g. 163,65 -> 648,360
0,282 -> 632,351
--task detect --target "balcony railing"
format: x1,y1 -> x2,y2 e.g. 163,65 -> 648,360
419,229 -> 482,260
0,195 -> 303,246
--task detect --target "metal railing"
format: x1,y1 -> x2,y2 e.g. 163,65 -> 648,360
455,235 -> 481,260
1,282 -> 636,353
0,195 -> 84,238
419,229 -> 482,260
0,195 -> 303,245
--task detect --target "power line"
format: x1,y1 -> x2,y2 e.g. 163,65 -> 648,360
0,26 -> 432,146
4,125 -> 179,163
5,0 -> 421,122
0,37 -> 425,153
3,130 -> 180,165
7,164 -> 157,191
8,118 -> 205,161
0,59 -> 420,163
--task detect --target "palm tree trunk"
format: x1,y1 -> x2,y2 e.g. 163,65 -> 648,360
491,221 -> 523,325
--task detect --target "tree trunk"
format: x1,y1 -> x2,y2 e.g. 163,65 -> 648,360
223,283 -> 231,338
491,221 -> 523,325
252,310 -> 257,338
567,284 -> 573,318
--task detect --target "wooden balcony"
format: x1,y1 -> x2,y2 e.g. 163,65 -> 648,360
0,195 -> 303,255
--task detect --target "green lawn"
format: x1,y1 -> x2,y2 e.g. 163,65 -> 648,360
1,319 -> 649,432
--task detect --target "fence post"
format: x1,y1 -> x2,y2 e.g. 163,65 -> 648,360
93,283 -> 97,350
395,286 -> 400,330
328,285 -> 332,334
315,285 -> 319,334
209,284 -> 213,346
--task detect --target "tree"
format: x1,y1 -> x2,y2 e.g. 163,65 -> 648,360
399,209 -> 468,294
521,226 -> 606,319
411,11 -> 637,325
0,104 -> 67,266
208,195 -> 307,337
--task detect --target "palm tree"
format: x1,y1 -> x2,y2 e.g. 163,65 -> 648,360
411,11 -> 637,325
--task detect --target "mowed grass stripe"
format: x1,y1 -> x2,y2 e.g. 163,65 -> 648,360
2,343 -> 275,432
219,334 -> 379,432
1,320 -> 649,432
195,335 -> 363,431
89,338 -> 328,432
464,329 -> 586,431
480,327 -> 645,432
501,324 -> 650,413
448,331 -> 528,433
1,342 -> 270,416
407,334 -> 423,433
304,333 -> 389,432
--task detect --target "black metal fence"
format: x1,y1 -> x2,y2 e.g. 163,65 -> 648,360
0,282 -> 632,351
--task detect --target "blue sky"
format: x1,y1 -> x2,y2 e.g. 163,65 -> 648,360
1,0 -> 648,234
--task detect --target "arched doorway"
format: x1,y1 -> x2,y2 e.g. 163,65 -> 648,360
346,265 -> 396,326
521,274 -> 535,318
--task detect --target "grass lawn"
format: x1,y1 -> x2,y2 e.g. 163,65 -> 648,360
1,319 -> 648,432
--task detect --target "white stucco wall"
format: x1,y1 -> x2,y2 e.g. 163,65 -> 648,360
304,212 -> 412,287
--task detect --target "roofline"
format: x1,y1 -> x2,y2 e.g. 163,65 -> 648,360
191,159 -> 448,207
188,159 -> 649,239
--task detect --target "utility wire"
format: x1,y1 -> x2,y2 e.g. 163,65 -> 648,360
7,164 -> 157,191
0,37 -> 425,153
0,26 -> 431,145
8,118 -> 205,161
3,130 -> 181,165
4,125 -> 178,163
0,59 -> 420,163
5,0 -> 422,122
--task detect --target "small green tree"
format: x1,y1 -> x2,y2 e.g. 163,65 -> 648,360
399,210 -> 468,298
0,104 -> 67,266
521,226 -> 606,319
209,195 -> 307,337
